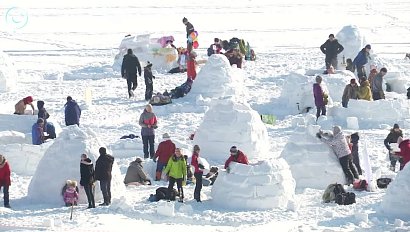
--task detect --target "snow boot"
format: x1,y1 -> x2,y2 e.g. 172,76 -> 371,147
155,171 -> 162,181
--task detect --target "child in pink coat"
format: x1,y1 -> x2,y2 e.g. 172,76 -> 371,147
63,180 -> 79,207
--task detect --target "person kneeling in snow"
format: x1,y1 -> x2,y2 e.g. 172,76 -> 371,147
224,146 -> 249,171
124,157 -> 151,186
317,126 -> 359,185
32,118 -> 47,145
62,180 -> 79,207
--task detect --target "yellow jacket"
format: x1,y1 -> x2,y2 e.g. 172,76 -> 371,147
358,80 -> 372,101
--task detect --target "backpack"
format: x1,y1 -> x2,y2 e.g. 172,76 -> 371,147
335,192 -> 356,205
377,178 -> 392,188
322,183 -> 345,203
333,183 -> 346,196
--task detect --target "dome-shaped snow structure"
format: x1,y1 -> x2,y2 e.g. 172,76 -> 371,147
193,97 -> 270,162
0,50 -> 17,92
211,160 -> 295,210
280,125 -> 345,189
189,54 -> 244,99
336,25 -> 368,62
27,126 -> 125,205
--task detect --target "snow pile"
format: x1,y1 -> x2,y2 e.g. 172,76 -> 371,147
211,160 -> 295,210
193,98 -> 270,162
380,164 -> 410,219
336,25 -> 368,63
0,51 -> 17,92
280,125 -> 345,189
189,54 -> 244,100
0,143 -> 52,175
0,114 -> 62,143
112,34 -> 178,73
27,126 -> 125,205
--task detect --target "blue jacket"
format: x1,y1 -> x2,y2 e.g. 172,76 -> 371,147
353,49 -> 369,67
32,122 -> 44,145
65,100 -> 81,126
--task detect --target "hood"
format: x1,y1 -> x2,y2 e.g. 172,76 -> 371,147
333,126 -> 342,135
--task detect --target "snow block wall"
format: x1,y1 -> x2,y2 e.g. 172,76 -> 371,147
280,125 -> 346,189
193,98 -> 271,162
211,160 -> 295,210
189,54 -> 244,100
0,51 -> 17,92
27,126 -> 125,205
380,164 -> 410,220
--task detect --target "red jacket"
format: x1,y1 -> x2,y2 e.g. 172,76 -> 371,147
0,162 -> 11,186
399,139 -> 410,168
224,150 -> 249,169
187,59 -> 196,80
191,152 -> 203,174
154,140 -> 176,164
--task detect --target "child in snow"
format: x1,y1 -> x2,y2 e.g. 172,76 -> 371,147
163,148 -> 187,202
345,58 -> 355,73
187,51 -> 197,80
144,61 -> 155,101
62,180 -> 79,207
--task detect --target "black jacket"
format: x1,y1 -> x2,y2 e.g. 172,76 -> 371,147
320,39 -> 344,59
121,54 -> 142,78
144,67 -> 154,86
384,129 -> 403,150
95,153 -> 114,181
80,158 -> 95,186
185,22 -> 195,38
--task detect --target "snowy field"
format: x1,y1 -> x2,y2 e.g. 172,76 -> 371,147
1,0 -> 410,231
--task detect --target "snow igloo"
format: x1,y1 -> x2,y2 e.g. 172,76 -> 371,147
27,126 -> 125,205
380,164 -> 410,219
336,25 -> 368,63
211,160 -> 295,210
280,125 -> 345,189
193,97 -> 270,162
0,51 -> 17,92
189,54 -> 244,100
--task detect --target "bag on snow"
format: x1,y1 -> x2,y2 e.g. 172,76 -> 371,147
353,179 -> 368,191
322,183 -> 346,203
377,178 -> 392,189
335,192 -> 356,205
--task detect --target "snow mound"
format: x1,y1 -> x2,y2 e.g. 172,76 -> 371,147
280,125 -> 345,189
193,98 -> 270,162
336,25 -> 368,62
27,126 -> 125,205
211,160 -> 295,210
0,142 -> 52,175
380,164 -> 410,219
112,34 -> 178,73
0,51 -> 17,92
189,54 -> 244,100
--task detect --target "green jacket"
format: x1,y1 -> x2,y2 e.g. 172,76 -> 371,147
163,155 -> 187,179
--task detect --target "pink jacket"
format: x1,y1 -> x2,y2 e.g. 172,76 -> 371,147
63,186 -> 79,204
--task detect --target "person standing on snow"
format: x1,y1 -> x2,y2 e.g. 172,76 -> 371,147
0,154 -> 11,208
320,34 -> 344,70
353,44 -> 371,78
187,51 -> 197,80
163,148 -> 187,202
139,104 -> 158,159
80,153 -> 96,209
191,145 -> 204,202
64,96 -> 81,126
224,146 -> 249,170
182,17 -> 195,51
95,147 -> 114,206
384,123 -> 403,172
313,75 -> 327,119
144,61 -> 155,101
350,132 -> 362,176
317,126 -> 359,185
153,133 -> 176,181
14,96 -> 35,115
371,67 -> 387,100
121,48 -> 142,98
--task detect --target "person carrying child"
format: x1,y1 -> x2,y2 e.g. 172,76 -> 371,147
63,180 -> 79,207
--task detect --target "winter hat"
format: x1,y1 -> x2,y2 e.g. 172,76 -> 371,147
146,61 -> 153,68
351,132 -> 359,143
162,133 -> 170,139
24,96 -> 34,103
67,96 -> 72,101
333,126 -> 342,135
135,157 -> 142,163
193,145 -> 200,152
230,146 -> 238,154
99,147 -> 107,155
127,48 -> 133,55
328,34 -> 335,38
0,154 -> 5,165
393,123 -> 400,129
365,44 -> 371,50
37,100 -> 45,109
350,79 -> 356,84
397,136 -> 404,145
182,17 -> 188,23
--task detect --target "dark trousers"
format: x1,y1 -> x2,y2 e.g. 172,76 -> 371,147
84,184 -> 95,208
356,66 -> 366,78
389,151 -> 399,167
372,91 -> 383,101
342,101 -> 348,108
99,180 -> 111,204
126,75 -> 137,97
168,177 -> 184,200
325,57 -> 338,69
351,147 -> 362,176
339,155 -> 357,184
194,172 -> 203,201
0,185 -> 9,206
142,135 -> 155,159
316,106 -> 326,119
145,83 -> 153,101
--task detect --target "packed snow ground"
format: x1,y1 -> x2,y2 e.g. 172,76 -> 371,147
1,0 -> 410,231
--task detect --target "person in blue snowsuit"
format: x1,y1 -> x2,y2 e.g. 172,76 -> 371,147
32,118 -> 45,145
64,96 -> 81,126
353,44 -> 371,78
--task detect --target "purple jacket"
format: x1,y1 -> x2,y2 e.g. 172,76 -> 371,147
313,83 -> 325,107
